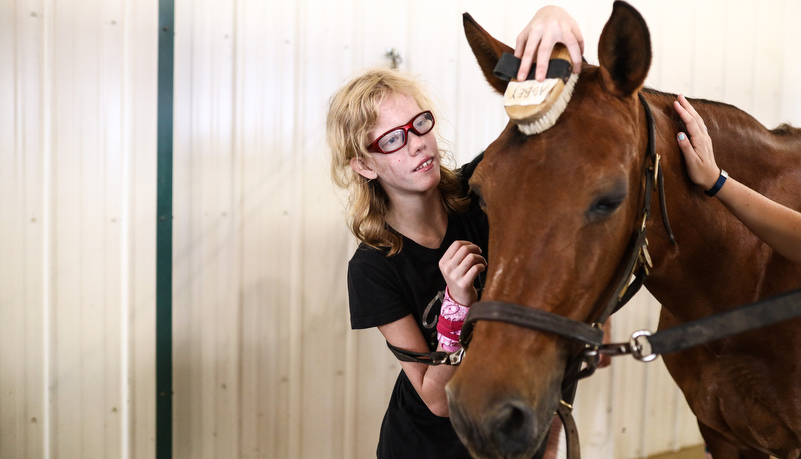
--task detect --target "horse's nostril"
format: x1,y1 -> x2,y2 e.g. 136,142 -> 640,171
496,404 -> 527,433
489,400 -> 537,455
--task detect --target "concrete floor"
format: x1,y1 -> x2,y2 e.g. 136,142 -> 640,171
648,444 -> 705,459
647,444 -> 779,459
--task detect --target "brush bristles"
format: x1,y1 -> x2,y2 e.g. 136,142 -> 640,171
517,73 -> 579,136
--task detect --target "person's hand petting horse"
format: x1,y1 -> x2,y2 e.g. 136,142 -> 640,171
674,94 -> 801,265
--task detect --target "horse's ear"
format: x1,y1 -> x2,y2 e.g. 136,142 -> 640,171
597,1 -> 651,98
463,13 -> 515,95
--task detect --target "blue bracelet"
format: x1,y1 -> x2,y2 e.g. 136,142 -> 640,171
704,169 -> 729,197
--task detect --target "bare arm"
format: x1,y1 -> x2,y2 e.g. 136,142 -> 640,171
375,241 -> 486,417
674,94 -> 801,265
713,179 -> 801,265
378,316 -> 456,417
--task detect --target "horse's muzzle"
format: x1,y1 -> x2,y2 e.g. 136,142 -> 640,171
448,391 -> 548,459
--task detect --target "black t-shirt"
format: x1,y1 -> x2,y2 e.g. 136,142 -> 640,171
347,155 -> 488,459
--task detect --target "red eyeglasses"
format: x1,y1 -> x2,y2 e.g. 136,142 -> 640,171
366,111 -> 435,154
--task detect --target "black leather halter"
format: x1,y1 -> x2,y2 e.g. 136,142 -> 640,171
385,93 -> 674,369
384,92 -> 801,459
459,93 -> 801,365
459,93 -> 673,375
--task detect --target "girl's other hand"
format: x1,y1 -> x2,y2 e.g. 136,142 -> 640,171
439,240 -> 487,306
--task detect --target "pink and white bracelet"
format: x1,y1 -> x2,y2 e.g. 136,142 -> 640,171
436,288 -> 470,352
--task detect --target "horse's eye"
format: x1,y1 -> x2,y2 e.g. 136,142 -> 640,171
470,185 -> 487,211
587,193 -> 626,220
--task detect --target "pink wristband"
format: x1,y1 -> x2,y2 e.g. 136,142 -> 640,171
438,336 -> 462,353
437,288 -> 469,352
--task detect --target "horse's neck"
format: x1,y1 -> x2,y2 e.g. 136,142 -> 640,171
643,94 -> 801,321
700,106 -> 801,196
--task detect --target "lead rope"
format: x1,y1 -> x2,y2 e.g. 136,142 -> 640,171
558,401 -> 582,459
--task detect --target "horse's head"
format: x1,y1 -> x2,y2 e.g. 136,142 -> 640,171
448,2 -> 653,457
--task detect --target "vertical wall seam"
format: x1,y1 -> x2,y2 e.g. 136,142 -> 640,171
287,0 -> 304,456
119,0 -> 132,457
232,0 -> 245,455
41,0 -> 54,456
156,0 -> 175,458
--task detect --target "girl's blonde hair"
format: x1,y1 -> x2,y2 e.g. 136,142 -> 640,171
326,67 -> 469,255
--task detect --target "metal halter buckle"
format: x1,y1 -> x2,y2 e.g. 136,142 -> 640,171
448,348 -> 465,365
629,330 -> 657,362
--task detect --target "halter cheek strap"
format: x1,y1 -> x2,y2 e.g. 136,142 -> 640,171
385,94 -> 673,368
461,93 -> 669,375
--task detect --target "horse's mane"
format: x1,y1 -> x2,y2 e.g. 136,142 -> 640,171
771,123 -> 798,137
640,86 -> 801,140
639,86 -> 800,210
641,86 -> 734,109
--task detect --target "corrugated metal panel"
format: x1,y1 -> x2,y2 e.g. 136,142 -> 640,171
2,1 -> 801,458
0,0 -> 158,458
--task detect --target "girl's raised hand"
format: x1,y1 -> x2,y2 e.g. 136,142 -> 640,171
515,5 -> 584,82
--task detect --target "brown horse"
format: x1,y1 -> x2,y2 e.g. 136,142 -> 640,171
447,2 -> 801,458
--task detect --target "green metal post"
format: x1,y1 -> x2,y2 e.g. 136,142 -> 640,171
156,0 -> 174,457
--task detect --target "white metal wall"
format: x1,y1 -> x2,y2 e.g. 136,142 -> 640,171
2,1 -> 800,458
0,0 -> 158,458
